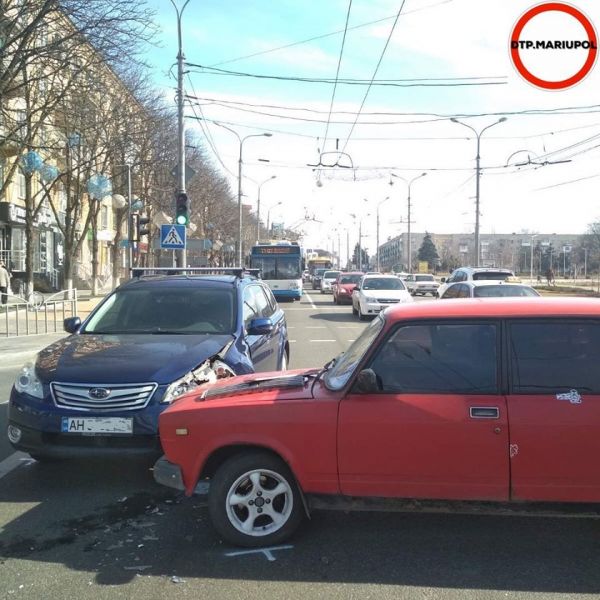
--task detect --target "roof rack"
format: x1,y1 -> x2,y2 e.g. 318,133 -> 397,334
130,267 -> 261,279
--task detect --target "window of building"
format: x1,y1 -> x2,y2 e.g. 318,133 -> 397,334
509,321 -> 600,394
17,168 -> 26,199
101,205 -> 109,230
369,323 -> 498,394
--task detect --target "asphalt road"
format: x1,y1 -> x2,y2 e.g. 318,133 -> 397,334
2,291 -> 600,599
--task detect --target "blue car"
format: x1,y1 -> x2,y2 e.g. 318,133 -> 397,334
7,270 -> 289,460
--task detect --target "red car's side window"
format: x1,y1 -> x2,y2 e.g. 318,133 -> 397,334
368,323 -> 498,394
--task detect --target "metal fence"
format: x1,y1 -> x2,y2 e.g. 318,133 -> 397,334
0,290 -> 78,337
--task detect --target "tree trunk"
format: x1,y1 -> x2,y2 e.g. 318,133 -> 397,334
24,174 -> 35,299
91,203 -> 99,296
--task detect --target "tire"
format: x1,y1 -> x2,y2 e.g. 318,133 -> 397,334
280,350 -> 288,371
208,451 -> 304,547
358,304 -> 367,321
352,303 -> 357,315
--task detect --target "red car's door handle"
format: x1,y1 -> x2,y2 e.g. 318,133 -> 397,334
470,406 -> 500,419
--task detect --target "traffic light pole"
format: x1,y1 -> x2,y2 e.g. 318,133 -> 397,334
172,0 -> 190,269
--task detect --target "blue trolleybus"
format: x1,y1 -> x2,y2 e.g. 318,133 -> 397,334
250,241 -> 303,301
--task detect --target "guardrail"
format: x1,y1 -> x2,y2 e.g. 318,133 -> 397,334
0,289 -> 78,337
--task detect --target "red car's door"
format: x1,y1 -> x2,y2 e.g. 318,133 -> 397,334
507,320 -> 600,502
338,321 -> 509,500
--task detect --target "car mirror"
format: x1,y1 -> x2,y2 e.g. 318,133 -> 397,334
352,368 -> 381,394
440,277 -> 446,283
64,316 -> 81,334
247,317 -> 274,336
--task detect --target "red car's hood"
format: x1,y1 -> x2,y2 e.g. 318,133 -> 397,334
170,368 -> 318,409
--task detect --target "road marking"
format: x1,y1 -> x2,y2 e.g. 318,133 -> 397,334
304,292 -> 317,309
0,451 -> 34,480
306,326 -> 326,329
310,339 -> 336,342
289,340 -> 297,343
225,545 -> 293,562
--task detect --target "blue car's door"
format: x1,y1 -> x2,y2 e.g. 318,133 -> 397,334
242,285 -> 282,371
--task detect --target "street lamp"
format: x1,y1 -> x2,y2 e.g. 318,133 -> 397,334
256,175 -> 277,243
350,210 -> 371,271
213,122 -> 272,265
266,201 -> 282,235
450,117 -> 507,267
376,196 -> 390,272
390,172 -> 427,273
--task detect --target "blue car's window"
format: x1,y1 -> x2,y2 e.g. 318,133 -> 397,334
83,287 -> 236,334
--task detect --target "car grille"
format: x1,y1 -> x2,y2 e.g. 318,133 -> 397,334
51,382 -> 158,411
377,298 -> 401,304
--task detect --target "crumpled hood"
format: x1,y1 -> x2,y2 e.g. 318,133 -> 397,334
35,333 -> 233,385
173,368 -> 319,408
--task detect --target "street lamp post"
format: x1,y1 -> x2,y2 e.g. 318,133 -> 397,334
376,196 -> 390,272
256,175 -> 276,243
450,117 -> 507,267
266,201 -> 282,235
391,172 -> 427,273
170,0 -> 191,268
350,211 -> 370,271
530,234 -> 538,284
213,122 -> 272,265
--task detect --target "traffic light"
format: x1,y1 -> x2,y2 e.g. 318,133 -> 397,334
175,192 -> 189,226
130,214 -> 151,242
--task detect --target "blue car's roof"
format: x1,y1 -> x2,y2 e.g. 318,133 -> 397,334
118,275 -> 256,290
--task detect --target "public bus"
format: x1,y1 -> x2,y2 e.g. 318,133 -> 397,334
250,241 -> 303,301
307,256 -> 333,276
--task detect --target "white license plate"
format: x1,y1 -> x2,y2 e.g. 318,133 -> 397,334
61,417 -> 133,435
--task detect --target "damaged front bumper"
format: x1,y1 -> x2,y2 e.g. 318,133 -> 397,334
152,455 -> 210,495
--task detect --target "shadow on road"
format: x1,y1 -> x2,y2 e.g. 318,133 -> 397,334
309,311 -> 362,323
2,460 -> 600,593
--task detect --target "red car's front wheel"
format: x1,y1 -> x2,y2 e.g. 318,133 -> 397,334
208,452 -> 304,547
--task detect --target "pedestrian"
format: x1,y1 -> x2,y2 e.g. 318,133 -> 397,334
0,260 -> 10,306
545,267 -> 555,286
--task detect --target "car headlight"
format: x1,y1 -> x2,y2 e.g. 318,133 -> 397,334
14,361 -> 44,399
365,296 -> 377,303
162,359 -> 236,404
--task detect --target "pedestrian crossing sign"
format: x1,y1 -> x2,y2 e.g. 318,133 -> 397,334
160,224 -> 186,249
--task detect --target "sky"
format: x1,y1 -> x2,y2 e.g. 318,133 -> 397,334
146,0 -> 600,257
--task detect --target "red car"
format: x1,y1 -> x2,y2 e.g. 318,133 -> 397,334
332,272 -> 363,304
155,298 -> 600,547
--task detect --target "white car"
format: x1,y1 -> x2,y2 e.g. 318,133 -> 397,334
437,267 -> 516,298
440,280 -> 539,299
351,274 -> 413,320
320,270 -> 341,294
404,273 -> 440,296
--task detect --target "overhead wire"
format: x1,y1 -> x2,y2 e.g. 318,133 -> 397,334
185,64 -> 507,87
322,0 -> 353,153
208,0 -> 455,67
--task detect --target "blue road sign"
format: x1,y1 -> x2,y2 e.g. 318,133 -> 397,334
160,224 -> 186,249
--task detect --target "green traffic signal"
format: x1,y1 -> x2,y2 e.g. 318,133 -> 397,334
175,192 -> 189,226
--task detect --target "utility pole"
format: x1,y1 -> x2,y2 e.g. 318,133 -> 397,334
391,173 -> 427,273
376,196 -> 390,272
171,0 -> 190,268
451,117 -> 507,267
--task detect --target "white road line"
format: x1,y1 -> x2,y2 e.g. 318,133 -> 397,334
310,339 -> 336,342
306,326 -> 325,329
304,292 -> 317,309
0,451 -> 33,480
289,340 -> 297,343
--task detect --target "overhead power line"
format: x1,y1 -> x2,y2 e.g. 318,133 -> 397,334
185,63 -> 507,88
322,0 -> 353,154
209,0 -> 455,67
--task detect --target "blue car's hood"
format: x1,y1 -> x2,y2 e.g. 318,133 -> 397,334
35,334 -> 234,385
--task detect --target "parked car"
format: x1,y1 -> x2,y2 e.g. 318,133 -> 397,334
154,297 -> 600,547
440,280 -> 540,299
7,270 -> 289,461
437,267 -> 515,298
351,274 -> 413,320
312,268 -> 326,290
302,270 -> 310,283
332,272 -> 363,305
404,273 -> 440,296
320,270 -> 341,294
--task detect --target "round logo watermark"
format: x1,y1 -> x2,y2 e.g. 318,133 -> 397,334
510,2 -> 598,90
